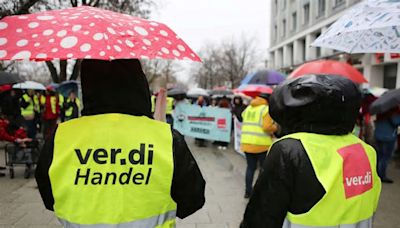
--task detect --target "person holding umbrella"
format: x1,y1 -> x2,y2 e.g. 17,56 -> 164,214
35,59 -> 205,227
241,75 -> 381,228
240,92 -> 277,198
370,89 -> 400,183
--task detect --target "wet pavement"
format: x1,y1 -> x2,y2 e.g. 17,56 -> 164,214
0,139 -> 399,227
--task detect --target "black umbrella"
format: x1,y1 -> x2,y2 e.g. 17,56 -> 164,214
0,72 -> 23,86
370,89 -> 400,115
167,88 -> 186,97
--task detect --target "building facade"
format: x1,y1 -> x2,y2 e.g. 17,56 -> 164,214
269,0 -> 400,89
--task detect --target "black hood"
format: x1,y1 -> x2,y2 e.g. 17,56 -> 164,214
80,59 -> 152,118
269,75 -> 361,135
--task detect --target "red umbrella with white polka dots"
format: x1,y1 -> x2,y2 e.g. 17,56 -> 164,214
0,6 -> 200,62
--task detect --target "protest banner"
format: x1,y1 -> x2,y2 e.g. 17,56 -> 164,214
233,117 -> 244,156
173,103 -> 232,142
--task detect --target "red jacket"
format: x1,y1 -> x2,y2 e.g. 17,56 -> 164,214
0,119 -> 27,142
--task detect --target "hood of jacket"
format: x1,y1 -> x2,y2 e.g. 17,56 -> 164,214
80,59 -> 152,118
269,75 -> 361,135
250,96 -> 268,107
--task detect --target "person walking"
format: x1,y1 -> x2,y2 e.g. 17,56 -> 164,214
374,106 -> 400,183
240,93 -> 277,198
20,89 -> 39,139
232,96 -> 246,123
63,91 -> 80,121
40,87 -> 63,139
241,75 -> 381,228
35,59 -> 205,227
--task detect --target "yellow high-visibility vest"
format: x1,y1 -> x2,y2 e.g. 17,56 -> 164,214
240,105 -> 272,146
280,133 -> 381,227
49,114 -> 176,227
21,94 -> 35,117
166,97 -> 174,115
40,95 -> 64,114
64,98 -> 81,117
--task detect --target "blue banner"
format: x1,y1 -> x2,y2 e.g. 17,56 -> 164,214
173,103 -> 232,142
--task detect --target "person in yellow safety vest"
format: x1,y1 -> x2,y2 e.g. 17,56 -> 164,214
240,93 -> 277,198
40,87 -> 64,139
63,91 -> 80,121
241,75 -> 381,228
20,89 -> 39,139
166,96 -> 174,125
35,59 -> 205,228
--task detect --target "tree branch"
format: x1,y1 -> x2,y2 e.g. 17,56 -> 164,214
45,61 -> 59,83
70,59 -> 82,80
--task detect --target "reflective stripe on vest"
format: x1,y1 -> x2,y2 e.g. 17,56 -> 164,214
21,94 -> 35,117
58,210 -> 176,228
240,105 -> 272,146
65,98 -> 80,117
166,97 -> 174,115
279,133 -> 381,227
50,114 -> 177,226
283,217 -> 373,228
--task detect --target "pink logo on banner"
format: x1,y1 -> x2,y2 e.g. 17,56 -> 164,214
337,143 -> 373,199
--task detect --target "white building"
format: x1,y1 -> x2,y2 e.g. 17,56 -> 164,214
268,0 -> 400,89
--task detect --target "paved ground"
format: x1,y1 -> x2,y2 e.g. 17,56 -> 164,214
0,139 -> 399,228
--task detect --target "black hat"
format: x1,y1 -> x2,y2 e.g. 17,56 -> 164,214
269,74 -> 361,135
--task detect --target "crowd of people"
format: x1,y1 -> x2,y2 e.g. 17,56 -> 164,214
0,85 -> 80,177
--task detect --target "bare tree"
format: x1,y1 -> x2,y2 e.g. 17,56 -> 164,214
142,59 -> 179,89
191,37 -> 258,89
0,0 -> 156,82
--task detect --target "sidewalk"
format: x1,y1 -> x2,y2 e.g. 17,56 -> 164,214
0,140 -> 399,227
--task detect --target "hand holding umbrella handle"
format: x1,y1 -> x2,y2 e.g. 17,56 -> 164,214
153,88 -> 167,122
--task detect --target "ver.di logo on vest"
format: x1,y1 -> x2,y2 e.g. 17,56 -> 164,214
338,143 -> 373,199
74,143 -> 154,186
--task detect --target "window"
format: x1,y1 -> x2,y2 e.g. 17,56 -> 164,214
303,3 -> 310,24
282,19 -> 286,37
384,64 -> 397,89
292,12 -> 297,31
282,0 -> 286,9
318,0 -> 326,17
335,0 -> 345,6
274,25 -> 277,41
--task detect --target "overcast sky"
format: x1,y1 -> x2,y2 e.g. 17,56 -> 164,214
151,0 -> 271,83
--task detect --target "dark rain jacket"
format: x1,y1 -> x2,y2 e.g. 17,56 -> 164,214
241,75 -> 362,228
35,59 -> 205,220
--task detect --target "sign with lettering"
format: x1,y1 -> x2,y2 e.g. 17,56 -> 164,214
338,143 -> 373,199
73,143 -> 154,186
173,103 -> 232,142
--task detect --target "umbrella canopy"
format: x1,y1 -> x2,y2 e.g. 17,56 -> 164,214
57,80 -> 79,97
363,87 -> 388,97
312,0 -> 400,53
289,60 -> 367,84
370,88 -> 400,115
0,72 -> 23,85
241,70 -> 285,86
234,84 -> 273,98
167,88 -> 186,97
0,6 -> 200,62
13,80 -> 46,90
209,89 -> 233,96
187,88 -> 209,98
